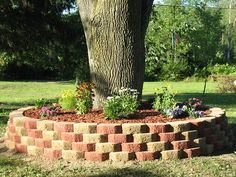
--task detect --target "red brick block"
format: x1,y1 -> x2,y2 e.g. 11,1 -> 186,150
54,122 -> 74,132
9,116 -> 14,123
8,125 -> 16,133
15,144 -> 27,154
35,138 -> 52,148
122,143 -> 147,152
183,147 -> 200,158
206,134 -> 217,144
85,152 -> 109,161
61,132 -> 82,142
72,142 -> 95,152
44,148 -> 62,158
28,129 -> 43,138
147,123 -> 170,133
97,124 -> 122,134
9,133 -> 21,143
214,141 -> 224,151
171,140 -> 190,150
24,119 -> 37,129
135,151 -> 159,161
108,134 -> 133,143
159,132 -> 180,142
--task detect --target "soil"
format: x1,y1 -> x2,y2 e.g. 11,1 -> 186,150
23,104 -> 211,124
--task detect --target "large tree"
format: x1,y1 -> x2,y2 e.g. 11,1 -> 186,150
77,0 -> 154,108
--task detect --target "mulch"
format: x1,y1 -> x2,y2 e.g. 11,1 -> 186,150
23,108 -> 203,124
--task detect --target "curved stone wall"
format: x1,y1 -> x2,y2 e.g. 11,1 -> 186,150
4,107 -> 235,161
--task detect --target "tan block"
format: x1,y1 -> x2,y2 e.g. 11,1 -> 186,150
133,133 -> 157,143
52,140 -> 72,150
21,136 -> 35,146
169,122 -> 190,132
27,146 -> 43,156
96,143 -> 121,153
74,123 -> 97,134
83,134 -> 107,143
201,144 -> 214,155
216,131 -> 225,139
161,150 -> 182,160
181,130 -> 198,141
110,152 -> 135,162
9,111 -> 24,118
5,140 -> 15,150
209,107 -> 223,112
13,117 -> 26,127
211,124 -> 221,133
147,141 -> 169,151
200,117 -> 216,127
122,123 -> 148,134
62,150 -> 84,161
15,127 -> 27,136
192,138 -> 206,148
37,120 -> 54,131
18,106 -> 34,111
43,131 -> 60,140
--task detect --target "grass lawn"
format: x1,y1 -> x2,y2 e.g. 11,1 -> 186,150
0,80 -> 236,177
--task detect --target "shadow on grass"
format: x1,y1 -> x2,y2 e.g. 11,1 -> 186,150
0,156 -> 22,167
88,168 -> 163,177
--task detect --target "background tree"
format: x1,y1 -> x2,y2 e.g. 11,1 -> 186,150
0,0 -> 89,81
77,0 -> 154,108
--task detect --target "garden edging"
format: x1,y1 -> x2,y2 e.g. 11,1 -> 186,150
4,107 -> 236,161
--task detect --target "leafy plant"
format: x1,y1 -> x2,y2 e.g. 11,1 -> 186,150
40,106 -> 56,117
103,88 -> 139,120
35,98 -> 50,109
153,86 -> 176,115
76,82 -> 94,114
59,90 -> 77,110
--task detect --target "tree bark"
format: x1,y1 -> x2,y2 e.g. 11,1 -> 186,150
77,0 -> 153,108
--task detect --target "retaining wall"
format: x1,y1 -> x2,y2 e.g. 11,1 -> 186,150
4,107 -> 235,161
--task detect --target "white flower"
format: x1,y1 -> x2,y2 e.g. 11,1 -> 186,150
233,80 -> 236,86
107,96 -> 113,100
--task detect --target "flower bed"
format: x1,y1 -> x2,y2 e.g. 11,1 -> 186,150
4,107 -> 235,161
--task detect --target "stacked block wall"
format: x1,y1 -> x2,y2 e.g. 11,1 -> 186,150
5,107 -> 236,161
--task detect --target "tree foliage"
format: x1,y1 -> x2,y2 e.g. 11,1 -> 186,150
0,0 -> 89,80
145,0 -> 230,81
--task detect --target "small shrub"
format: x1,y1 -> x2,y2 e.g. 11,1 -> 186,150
216,76 -> 236,93
103,88 -> 139,120
208,64 -> 236,76
153,86 -> 176,115
40,106 -> 56,117
35,98 -> 50,108
59,90 -> 77,110
161,59 -> 191,81
76,82 -> 94,114
153,86 -> 205,118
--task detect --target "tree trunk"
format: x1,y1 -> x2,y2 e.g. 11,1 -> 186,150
77,0 -> 153,108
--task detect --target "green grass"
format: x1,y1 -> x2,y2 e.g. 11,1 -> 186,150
0,80 -> 236,177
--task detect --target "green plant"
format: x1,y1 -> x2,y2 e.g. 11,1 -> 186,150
35,98 -> 50,108
76,82 -> 94,114
103,88 -> 139,119
209,64 -> 236,76
59,90 -> 77,110
153,86 -> 176,115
